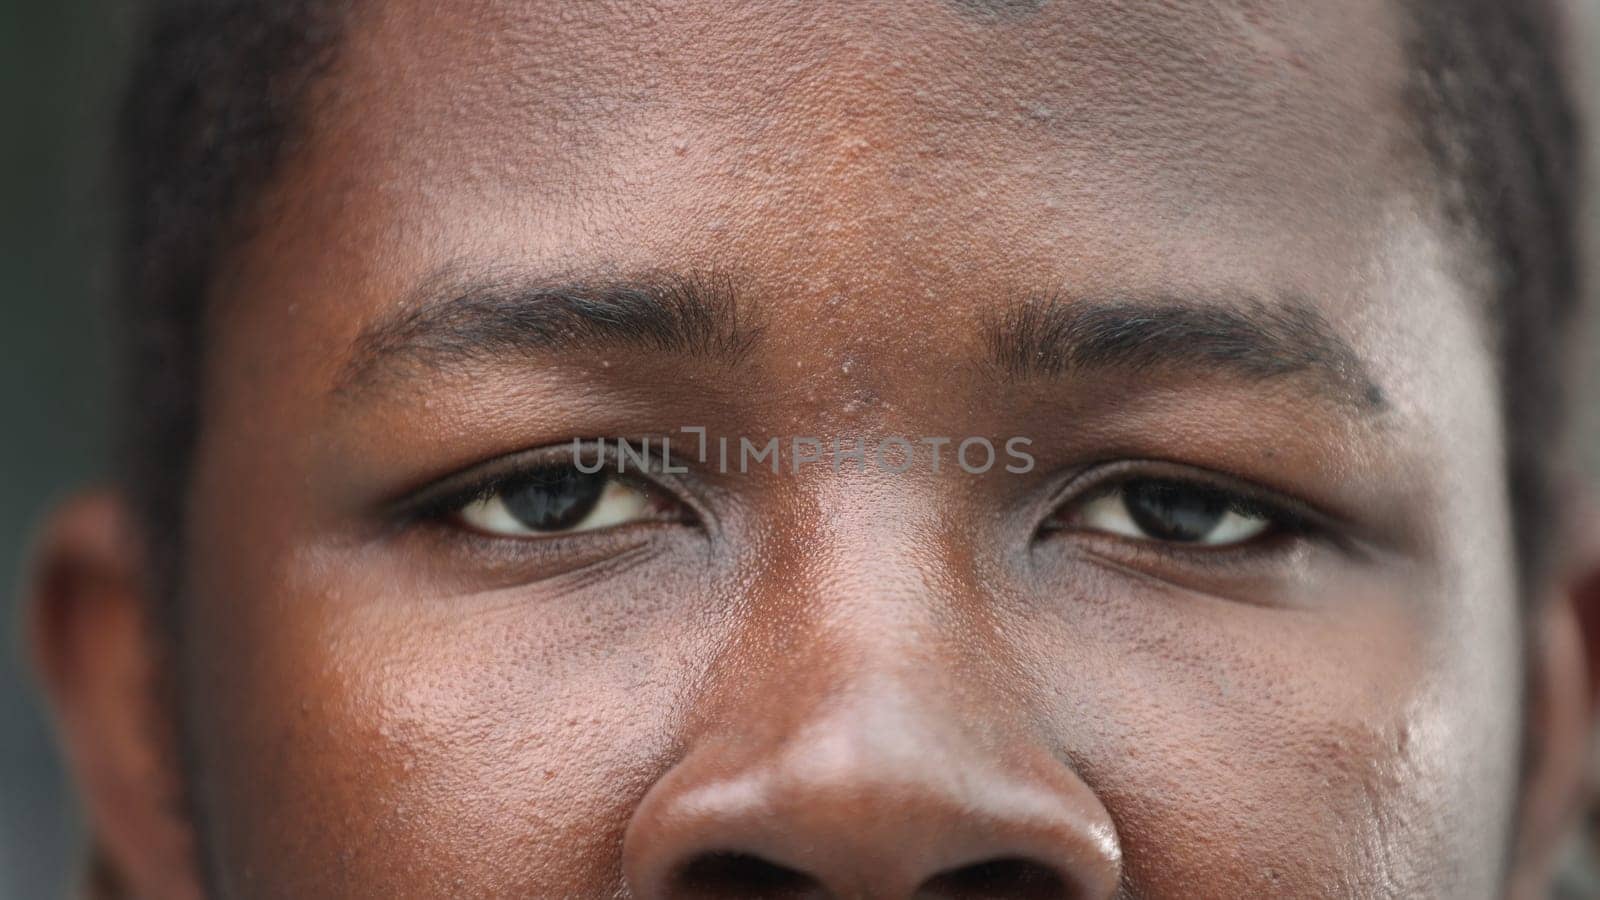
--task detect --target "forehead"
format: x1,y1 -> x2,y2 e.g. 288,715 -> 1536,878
205,0 -> 1497,481
257,0 -> 1420,305
209,0 -> 1488,490
346,0 -> 1406,163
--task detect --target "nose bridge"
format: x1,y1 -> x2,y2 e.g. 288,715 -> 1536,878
622,539 -> 1122,899
707,513 -> 1002,772
715,491 -> 972,721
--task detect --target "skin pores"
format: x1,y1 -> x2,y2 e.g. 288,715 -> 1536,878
147,1 -> 1536,896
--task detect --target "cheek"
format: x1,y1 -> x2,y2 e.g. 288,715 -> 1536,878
1011,562 -> 1523,897
181,553 -> 713,898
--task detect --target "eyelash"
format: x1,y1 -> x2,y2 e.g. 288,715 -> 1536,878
399,447 -> 1333,571
403,439 -> 693,533
1038,466 -> 1325,552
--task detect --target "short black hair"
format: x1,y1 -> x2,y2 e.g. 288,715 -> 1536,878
1405,0 -> 1587,586
116,0 -> 350,598
115,0 -> 1587,599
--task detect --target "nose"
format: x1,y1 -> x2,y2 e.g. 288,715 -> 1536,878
622,681 -> 1121,899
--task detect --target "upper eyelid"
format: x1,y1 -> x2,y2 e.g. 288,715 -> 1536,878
1039,463 -> 1396,564
400,449 -> 1337,551
1043,462 -> 1327,534
394,439 -> 678,524
1087,481 -> 1300,526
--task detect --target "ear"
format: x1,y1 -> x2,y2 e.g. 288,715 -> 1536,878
25,490 -> 204,900
1510,489 -> 1600,900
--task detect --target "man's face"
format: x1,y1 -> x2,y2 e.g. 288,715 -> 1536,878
171,0 -> 1521,896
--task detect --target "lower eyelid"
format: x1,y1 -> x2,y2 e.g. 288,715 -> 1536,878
1052,535 -> 1328,611
1054,524 -> 1314,578
400,519 -> 681,589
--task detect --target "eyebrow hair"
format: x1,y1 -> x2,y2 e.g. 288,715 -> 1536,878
985,296 -> 1389,412
338,268 -> 761,397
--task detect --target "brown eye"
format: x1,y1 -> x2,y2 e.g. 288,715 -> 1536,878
455,465 -> 655,537
1073,479 -> 1273,547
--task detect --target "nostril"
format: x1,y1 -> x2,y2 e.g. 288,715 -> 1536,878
917,857 -> 1069,900
671,851 -> 828,899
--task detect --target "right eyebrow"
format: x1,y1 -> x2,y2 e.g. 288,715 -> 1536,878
336,268 -> 762,399
985,294 -> 1390,413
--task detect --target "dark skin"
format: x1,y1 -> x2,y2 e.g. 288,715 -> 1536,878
24,1 -> 1600,897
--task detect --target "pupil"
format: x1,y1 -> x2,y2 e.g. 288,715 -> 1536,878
502,465 -> 606,532
1123,480 -> 1226,542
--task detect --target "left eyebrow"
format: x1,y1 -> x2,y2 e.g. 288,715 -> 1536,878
985,295 -> 1389,413
335,267 -> 761,399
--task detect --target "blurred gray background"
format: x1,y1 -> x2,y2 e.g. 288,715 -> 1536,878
3,3 -> 131,898
2,3 -> 1598,899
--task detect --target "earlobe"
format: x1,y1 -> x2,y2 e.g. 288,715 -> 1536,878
1567,547 -> 1600,708
25,490 -> 204,900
